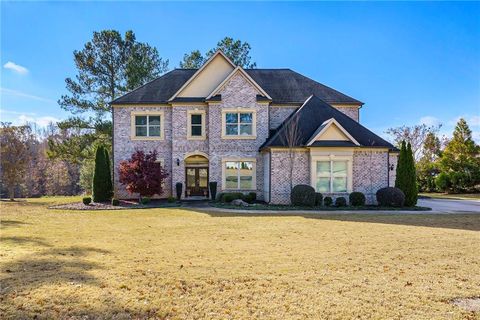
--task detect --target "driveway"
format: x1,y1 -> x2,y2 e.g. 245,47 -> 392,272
418,198 -> 480,213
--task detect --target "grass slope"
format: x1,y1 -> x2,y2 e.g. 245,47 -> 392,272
1,197 -> 479,319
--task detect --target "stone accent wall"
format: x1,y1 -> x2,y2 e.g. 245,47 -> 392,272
208,72 -> 269,199
113,106 -> 173,199
269,106 -> 298,130
331,105 -> 359,122
270,149 -> 310,204
352,150 -> 389,204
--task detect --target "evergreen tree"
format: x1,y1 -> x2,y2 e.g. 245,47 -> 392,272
405,142 -> 418,206
395,141 -> 407,191
103,147 -> 113,199
92,145 -> 112,202
439,118 -> 480,192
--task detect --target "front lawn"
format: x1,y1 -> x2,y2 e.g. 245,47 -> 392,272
420,192 -> 480,201
1,197 -> 479,319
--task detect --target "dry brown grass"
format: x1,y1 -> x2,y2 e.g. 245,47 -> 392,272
1,197 -> 479,319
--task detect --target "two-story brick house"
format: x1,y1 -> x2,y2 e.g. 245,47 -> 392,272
111,51 -> 398,204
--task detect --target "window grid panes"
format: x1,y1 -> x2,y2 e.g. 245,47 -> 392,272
225,161 -> 254,189
225,112 -> 253,136
135,115 -> 161,137
316,160 -> 348,193
190,114 -> 203,137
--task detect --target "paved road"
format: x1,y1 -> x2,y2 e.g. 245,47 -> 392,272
418,198 -> 480,213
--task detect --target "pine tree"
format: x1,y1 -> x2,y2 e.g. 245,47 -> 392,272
92,145 -> 112,202
405,142 -> 418,206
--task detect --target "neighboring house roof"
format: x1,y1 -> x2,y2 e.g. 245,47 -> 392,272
261,95 -> 396,150
111,69 -> 362,105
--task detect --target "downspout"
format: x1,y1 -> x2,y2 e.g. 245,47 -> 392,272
387,150 -> 390,187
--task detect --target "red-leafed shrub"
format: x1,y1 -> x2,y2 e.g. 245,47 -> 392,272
119,150 -> 168,197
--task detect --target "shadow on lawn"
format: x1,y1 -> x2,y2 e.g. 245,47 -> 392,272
0,220 -> 29,229
189,209 -> 480,232
0,244 -> 167,319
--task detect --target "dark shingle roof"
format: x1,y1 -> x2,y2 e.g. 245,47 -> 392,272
111,69 -> 197,104
111,68 -> 362,105
245,69 -> 362,105
261,95 -> 395,150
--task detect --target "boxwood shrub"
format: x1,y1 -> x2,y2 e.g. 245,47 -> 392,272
111,198 -> 120,206
315,193 -> 323,206
324,196 -> 333,207
290,185 -> 316,207
221,192 -> 244,203
349,192 -> 366,206
335,196 -> 347,207
376,187 -> 405,207
82,197 -> 92,205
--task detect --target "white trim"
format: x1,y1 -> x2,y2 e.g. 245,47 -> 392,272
130,111 -> 165,140
187,110 -> 206,140
205,66 -> 272,100
184,151 -> 209,160
221,108 -> 257,139
168,51 -> 236,101
310,154 -> 353,193
221,158 -> 257,191
306,118 -> 360,146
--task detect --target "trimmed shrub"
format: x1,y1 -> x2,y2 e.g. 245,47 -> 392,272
167,196 -> 176,203
175,182 -> 182,200
290,184 -> 316,207
82,197 -> 92,205
111,198 -> 120,206
140,197 -> 151,205
248,192 -> 257,201
92,145 -> 113,202
324,196 -> 333,207
315,193 -> 323,206
335,197 -> 347,207
243,194 -> 254,204
104,148 -> 113,200
216,192 -> 224,202
376,187 -> 405,207
209,182 -> 217,200
349,192 -> 366,206
221,192 -> 244,203
395,141 -> 418,206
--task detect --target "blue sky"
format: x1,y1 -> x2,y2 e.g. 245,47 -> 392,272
1,1 -> 479,141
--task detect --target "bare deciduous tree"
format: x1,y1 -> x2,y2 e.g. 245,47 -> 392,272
0,123 -> 34,200
386,124 -> 442,162
280,113 -> 302,191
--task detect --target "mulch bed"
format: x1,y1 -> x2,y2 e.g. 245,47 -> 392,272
49,200 -> 181,210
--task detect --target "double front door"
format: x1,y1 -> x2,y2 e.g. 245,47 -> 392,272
186,167 -> 208,197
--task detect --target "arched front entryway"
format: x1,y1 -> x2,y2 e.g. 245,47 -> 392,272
184,154 -> 209,198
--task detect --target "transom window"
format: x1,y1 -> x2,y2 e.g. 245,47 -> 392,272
134,115 -> 161,137
316,160 -> 348,193
224,161 -> 255,190
225,112 -> 253,136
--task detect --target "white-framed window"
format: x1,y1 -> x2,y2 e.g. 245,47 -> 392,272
221,109 -> 256,139
315,160 -> 348,193
311,154 -> 353,193
187,110 -> 206,140
222,159 -> 256,190
130,111 -> 164,140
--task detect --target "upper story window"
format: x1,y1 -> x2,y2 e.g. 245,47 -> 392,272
131,111 -> 164,140
187,110 -> 206,140
221,109 -> 257,139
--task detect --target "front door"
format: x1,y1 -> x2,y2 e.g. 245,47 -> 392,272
185,167 -> 209,197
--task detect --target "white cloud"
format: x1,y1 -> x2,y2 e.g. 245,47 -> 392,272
419,116 -> 441,127
16,114 -> 60,127
3,61 -> 29,75
448,115 -> 480,127
0,87 -> 54,103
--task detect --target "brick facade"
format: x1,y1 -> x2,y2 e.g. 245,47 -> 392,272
331,105 -> 359,122
269,107 -> 298,129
